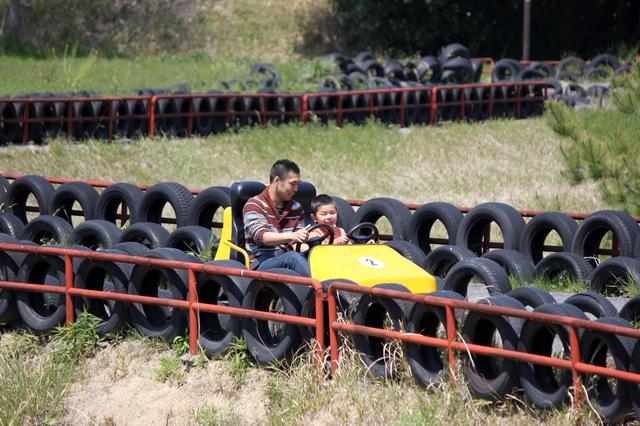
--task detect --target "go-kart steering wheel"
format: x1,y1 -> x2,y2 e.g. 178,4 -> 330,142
295,223 -> 335,252
347,222 -> 379,244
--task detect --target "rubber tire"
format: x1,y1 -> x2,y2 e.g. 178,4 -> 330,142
136,182 -> 194,228
405,290 -> 464,387
186,186 -> 231,229
74,248 -> 133,336
589,256 -> 640,296
580,316 -> 634,423
15,251 -> 70,333
20,214 -> 74,245
94,182 -> 144,226
629,335 -> 640,419
557,56 -> 587,77
67,219 -> 122,250
462,295 -> 526,400
423,245 -> 476,279
571,210 -> 640,268
165,225 -> 216,258
0,211 -> 26,237
351,197 -> 412,241
331,196 -> 355,232
408,202 -> 463,256
128,248 -> 202,342
299,278 -> 360,346
443,258 -> 513,298
110,241 -> 150,257
517,303 -> 588,409
519,212 -> 579,265
352,283 -> 412,379
0,234 -> 24,326
440,43 -> 470,63
481,249 -> 535,284
49,181 -> 100,225
563,291 -> 618,319
456,202 -> 526,257
0,175 -> 10,207
506,286 -> 556,309
589,53 -> 621,71
119,222 -> 170,249
4,174 -> 55,224
242,268 -> 308,364
193,259 -> 250,357
384,240 -> 427,268
533,252 -> 594,287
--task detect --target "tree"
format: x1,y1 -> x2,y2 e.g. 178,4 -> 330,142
548,63 -> 640,215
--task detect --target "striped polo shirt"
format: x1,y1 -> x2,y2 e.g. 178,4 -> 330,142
243,187 -> 306,260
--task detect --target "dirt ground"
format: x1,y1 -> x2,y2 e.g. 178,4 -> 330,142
60,340 -> 269,426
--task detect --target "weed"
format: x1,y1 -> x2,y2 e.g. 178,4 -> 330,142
173,333 -> 191,357
194,405 -> 242,426
154,355 -> 185,385
49,311 -> 105,364
223,337 -> 256,386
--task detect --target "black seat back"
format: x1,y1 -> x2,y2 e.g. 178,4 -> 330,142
292,181 -> 317,226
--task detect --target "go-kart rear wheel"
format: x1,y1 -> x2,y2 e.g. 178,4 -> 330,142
352,283 -> 412,379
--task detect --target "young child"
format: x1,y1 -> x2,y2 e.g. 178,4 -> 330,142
309,194 -> 349,245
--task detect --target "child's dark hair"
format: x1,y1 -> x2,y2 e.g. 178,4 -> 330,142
310,194 -> 336,214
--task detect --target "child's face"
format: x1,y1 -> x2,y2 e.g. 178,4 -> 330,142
311,204 -> 338,226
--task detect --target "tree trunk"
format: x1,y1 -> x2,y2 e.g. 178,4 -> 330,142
9,0 -> 20,32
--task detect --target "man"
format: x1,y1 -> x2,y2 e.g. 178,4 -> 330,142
243,159 -> 311,276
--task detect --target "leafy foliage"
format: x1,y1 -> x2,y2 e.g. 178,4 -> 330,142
549,62 -> 640,215
49,311 -> 105,364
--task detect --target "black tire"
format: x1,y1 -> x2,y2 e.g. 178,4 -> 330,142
329,196 -> 354,232
74,248 -> 133,336
67,219 -> 122,250
491,60 -> 519,82
589,256 -> 640,296
186,186 -> 231,229
580,316 -> 634,423
533,252 -> 594,287
165,225 -> 216,259
94,182 -> 144,226
572,210 -> 640,267
351,197 -> 412,241
15,252 -> 67,333
0,234 -> 23,326
423,245 -> 476,279
563,291 -> 618,319
4,174 -> 55,224
119,222 -> 170,249
20,215 -> 73,245
409,202 -> 463,256
49,181 -> 100,225
353,283 -> 412,379
299,278 -> 360,345
439,43 -> 470,63
557,56 -> 587,77
0,211 -> 26,237
128,248 -> 201,342
619,294 -> 640,325
443,258 -> 512,297
136,182 -> 194,228
405,290 -> 464,387
589,53 -> 621,72
384,240 -> 427,268
519,212 -> 578,265
506,286 -> 556,309
242,268 -> 308,364
481,249 -> 535,284
517,303 -> 588,409
462,295 -> 526,400
0,174 -> 10,207
456,202 -> 526,257
527,61 -> 556,78
110,241 -> 150,257
193,260 -> 250,357
630,335 -> 640,419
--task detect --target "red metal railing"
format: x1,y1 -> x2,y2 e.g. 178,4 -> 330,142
1,81 -> 548,144
326,282 -> 640,409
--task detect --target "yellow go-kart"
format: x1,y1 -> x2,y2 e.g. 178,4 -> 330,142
200,181 -> 437,373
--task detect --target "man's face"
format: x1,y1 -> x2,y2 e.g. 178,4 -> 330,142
274,172 -> 300,202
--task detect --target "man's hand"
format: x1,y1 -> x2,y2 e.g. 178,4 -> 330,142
290,225 -> 310,244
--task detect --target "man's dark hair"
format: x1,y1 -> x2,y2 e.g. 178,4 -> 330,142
270,159 -> 300,183
310,194 -> 336,214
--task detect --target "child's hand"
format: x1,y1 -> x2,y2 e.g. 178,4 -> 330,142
366,238 -> 378,244
335,235 -> 349,245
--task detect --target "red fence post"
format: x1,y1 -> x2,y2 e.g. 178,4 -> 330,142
328,282 -> 340,372
148,96 -> 157,140
445,305 -> 457,385
189,268 -> 199,356
65,254 -> 74,326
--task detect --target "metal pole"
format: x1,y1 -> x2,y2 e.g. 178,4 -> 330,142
523,0 -> 531,61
